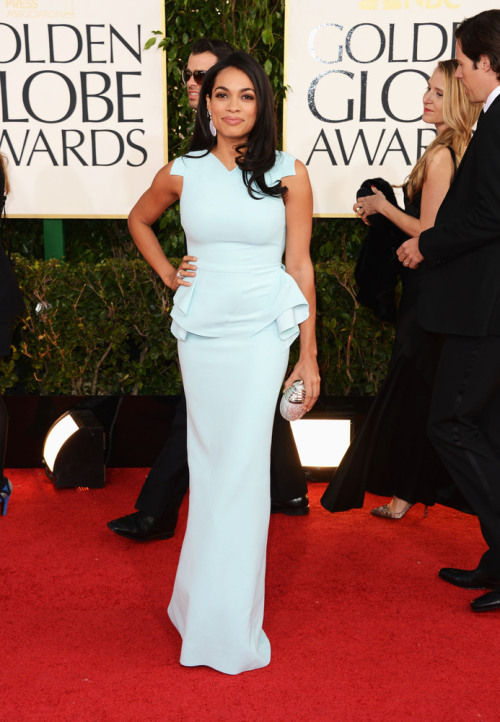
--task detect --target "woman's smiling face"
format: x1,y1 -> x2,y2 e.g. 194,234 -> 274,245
206,67 -> 258,143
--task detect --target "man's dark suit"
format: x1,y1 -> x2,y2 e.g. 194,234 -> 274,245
418,95 -> 500,578
0,242 -> 23,346
0,180 -> 24,354
1,176 -> 24,480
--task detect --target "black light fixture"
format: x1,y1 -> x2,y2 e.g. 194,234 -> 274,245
42,409 -> 105,489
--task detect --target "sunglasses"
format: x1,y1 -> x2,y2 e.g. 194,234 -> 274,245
181,69 -> 207,85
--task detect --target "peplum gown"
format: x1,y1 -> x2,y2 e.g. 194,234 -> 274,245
166,150 -> 309,675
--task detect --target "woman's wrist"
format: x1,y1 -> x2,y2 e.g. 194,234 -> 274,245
379,198 -> 391,217
163,266 -> 177,290
298,347 -> 318,362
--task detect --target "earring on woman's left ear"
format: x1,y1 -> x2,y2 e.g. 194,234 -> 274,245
208,110 -> 217,137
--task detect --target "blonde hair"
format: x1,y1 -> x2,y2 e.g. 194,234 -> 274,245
405,59 -> 482,202
0,153 -> 9,196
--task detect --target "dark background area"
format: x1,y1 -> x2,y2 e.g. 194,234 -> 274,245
4,394 -> 372,470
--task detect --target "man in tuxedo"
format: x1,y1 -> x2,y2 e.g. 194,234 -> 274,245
397,10 -> 500,612
107,38 -> 309,542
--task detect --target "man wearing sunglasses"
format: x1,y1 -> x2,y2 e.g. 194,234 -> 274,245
107,38 -> 309,542
182,40 -> 227,109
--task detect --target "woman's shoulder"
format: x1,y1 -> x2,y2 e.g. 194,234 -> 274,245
424,144 -> 456,179
426,144 -> 455,166
270,150 -> 300,179
170,150 -> 209,176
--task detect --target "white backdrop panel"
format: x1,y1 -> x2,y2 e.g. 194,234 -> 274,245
284,0 -> 495,216
0,0 -> 166,217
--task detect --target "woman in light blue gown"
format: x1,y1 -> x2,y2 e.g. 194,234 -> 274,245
128,52 -> 320,675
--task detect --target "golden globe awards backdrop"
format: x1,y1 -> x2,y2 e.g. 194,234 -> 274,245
284,0 -> 495,217
0,0 -> 166,217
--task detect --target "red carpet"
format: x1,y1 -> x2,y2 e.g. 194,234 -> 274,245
2,469 -> 498,721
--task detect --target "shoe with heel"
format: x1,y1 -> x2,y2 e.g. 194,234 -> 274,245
370,501 -> 414,519
0,478 -> 12,516
370,496 -> 428,520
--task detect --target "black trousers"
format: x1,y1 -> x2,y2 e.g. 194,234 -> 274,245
136,392 -> 307,524
0,395 -> 7,481
428,334 -> 500,577
0,329 -> 11,482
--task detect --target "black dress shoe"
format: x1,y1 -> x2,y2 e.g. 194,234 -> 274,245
107,511 -> 176,541
471,585 -> 500,612
271,495 -> 309,516
438,567 -> 499,590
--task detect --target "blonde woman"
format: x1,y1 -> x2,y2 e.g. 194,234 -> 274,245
321,59 -> 482,519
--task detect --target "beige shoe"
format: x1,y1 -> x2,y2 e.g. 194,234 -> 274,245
370,502 -> 413,519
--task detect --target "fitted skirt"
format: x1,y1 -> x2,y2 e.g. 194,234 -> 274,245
168,323 -> 291,675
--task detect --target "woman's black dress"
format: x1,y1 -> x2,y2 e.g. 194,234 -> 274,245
321,184 -> 467,513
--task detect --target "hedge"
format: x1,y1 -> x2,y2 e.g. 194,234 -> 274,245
0,255 -> 394,396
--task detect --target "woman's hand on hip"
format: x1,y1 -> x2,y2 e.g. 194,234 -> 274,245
172,255 -> 198,289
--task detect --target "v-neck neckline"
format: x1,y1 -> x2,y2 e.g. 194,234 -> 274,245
209,151 -> 239,173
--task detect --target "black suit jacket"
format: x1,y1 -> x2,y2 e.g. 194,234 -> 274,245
0,241 -> 23,324
0,163 -> 23,324
418,94 -> 500,336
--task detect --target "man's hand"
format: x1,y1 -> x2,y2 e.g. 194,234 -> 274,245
397,237 -> 424,269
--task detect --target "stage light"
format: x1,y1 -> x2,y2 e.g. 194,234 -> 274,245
291,418 -> 351,478
43,409 -> 105,489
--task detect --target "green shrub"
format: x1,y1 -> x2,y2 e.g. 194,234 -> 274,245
0,256 -> 394,396
1,258 -> 180,395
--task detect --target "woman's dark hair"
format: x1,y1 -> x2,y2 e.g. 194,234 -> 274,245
455,10 -> 500,79
188,51 -> 284,199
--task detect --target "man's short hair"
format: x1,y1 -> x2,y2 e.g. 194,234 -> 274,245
190,38 -> 235,62
455,10 -> 500,78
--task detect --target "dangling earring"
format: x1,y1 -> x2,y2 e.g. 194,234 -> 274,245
208,110 -> 217,137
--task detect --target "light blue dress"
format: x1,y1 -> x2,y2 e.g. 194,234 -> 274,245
167,150 -> 309,675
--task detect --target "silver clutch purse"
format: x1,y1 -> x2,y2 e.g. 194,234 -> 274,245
280,380 -> 307,421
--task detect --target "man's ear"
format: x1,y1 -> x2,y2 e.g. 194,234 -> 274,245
479,54 -> 491,72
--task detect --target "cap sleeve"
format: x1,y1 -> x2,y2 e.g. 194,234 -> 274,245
170,155 -> 188,178
265,151 -> 297,186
